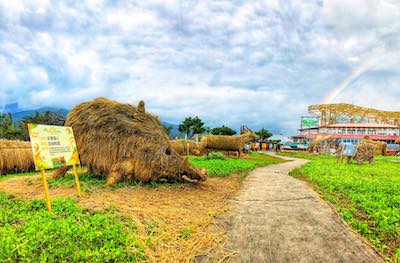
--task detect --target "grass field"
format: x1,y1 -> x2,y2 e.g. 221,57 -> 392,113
284,152 -> 400,261
190,152 -> 284,177
0,194 -> 146,262
0,152 -> 280,262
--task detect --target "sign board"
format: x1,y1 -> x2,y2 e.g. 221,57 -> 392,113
341,143 -> 357,157
301,117 -> 319,128
28,124 -> 80,171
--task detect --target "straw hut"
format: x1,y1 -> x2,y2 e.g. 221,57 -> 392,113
53,98 -> 207,185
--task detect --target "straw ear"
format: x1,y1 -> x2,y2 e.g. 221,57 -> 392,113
138,100 -> 145,113
135,100 -> 146,122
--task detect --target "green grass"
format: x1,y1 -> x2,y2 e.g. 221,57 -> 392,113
288,153 -> 400,261
190,152 -> 284,177
0,193 -> 146,262
0,171 -> 37,181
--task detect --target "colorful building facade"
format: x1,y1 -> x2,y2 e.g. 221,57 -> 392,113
293,104 -> 400,153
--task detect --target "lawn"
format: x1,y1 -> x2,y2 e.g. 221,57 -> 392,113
286,152 -> 400,261
190,152 -> 284,177
0,193 -> 146,262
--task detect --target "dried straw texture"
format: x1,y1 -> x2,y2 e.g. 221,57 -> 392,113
365,140 -> 387,156
200,132 -> 256,154
0,140 -> 34,174
355,140 -> 376,164
169,139 -> 205,156
53,98 -> 206,185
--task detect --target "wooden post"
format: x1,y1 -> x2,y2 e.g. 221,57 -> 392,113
186,143 -> 190,156
72,164 -> 81,196
40,169 -> 52,212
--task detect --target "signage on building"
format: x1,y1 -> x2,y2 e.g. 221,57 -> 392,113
301,117 -> 319,129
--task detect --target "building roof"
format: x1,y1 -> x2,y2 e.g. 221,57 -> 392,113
325,123 -> 399,128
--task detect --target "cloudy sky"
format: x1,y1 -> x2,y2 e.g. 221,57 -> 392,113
0,0 -> 399,134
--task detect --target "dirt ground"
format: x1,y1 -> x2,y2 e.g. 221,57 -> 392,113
225,153 -> 384,263
0,173 -> 242,262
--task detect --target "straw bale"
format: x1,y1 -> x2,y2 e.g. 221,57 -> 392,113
200,131 -> 256,156
169,139 -> 205,156
0,139 -> 34,174
362,139 -> 387,156
53,98 -> 206,185
355,140 -> 376,164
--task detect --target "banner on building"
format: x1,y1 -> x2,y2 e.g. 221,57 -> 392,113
301,117 -> 319,128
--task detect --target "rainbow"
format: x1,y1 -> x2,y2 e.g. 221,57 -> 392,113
322,60 -> 373,104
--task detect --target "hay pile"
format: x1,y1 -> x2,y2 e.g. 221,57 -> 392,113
201,131 -> 256,156
0,140 -> 34,174
354,140 -> 376,164
362,137 -> 387,156
53,98 -> 206,185
169,139 -> 205,156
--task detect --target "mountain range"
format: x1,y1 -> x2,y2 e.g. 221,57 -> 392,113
7,107 -> 180,138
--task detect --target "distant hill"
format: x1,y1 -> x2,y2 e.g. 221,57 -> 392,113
11,107 -> 69,121
10,107 -> 180,138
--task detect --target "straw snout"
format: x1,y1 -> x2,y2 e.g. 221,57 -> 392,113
179,158 -> 207,183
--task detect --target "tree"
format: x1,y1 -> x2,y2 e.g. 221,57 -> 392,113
22,111 -> 65,126
256,128 -> 272,142
178,116 -> 205,138
20,111 -> 66,140
211,125 -> 237,136
0,111 -> 67,141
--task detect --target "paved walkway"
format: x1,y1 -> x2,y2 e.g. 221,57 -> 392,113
226,153 -> 383,263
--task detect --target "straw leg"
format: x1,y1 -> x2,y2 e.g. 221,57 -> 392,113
105,170 -> 124,187
52,166 -> 69,179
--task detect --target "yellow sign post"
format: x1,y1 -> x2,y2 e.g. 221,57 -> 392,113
28,124 -> 81,211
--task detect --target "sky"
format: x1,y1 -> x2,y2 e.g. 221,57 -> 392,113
0,0 -> 399,134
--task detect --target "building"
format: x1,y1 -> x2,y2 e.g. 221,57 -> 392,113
292,103 -> 400,153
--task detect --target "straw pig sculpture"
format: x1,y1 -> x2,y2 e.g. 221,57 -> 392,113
169,140 -> 205,156
53,98 -> 207,186
0,140 -> 34,174
200,131 -> 256,157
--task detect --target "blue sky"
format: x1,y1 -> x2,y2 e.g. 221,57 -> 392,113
0,0 -> 399,134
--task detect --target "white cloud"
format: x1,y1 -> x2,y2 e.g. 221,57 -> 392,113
0,0 -> 399,134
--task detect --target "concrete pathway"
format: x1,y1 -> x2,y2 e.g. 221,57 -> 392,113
226,153 -> 383,263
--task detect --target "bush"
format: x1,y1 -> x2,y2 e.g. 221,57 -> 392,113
205,151 -> 226,160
